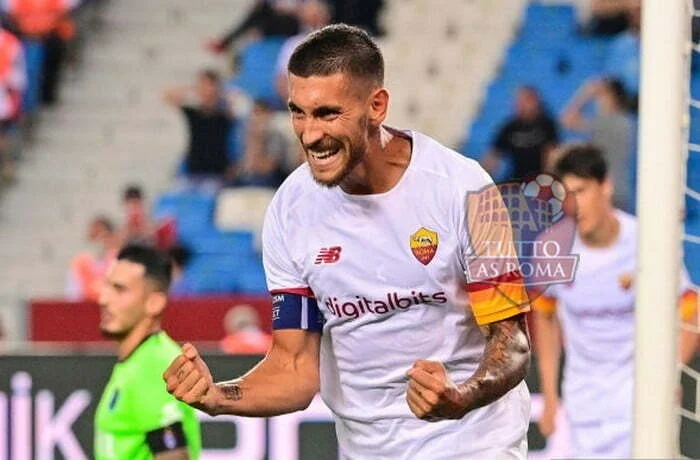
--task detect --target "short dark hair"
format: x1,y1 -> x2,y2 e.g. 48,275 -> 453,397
122,185 -> 143,202
117,244 -> 172,292
554,144 -> 608,183
200,68 -> 221,85
168,244 -> 192,269
288,24 -> 384,87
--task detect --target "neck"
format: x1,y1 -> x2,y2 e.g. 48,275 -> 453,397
118,317 -> 161,361
340,126 -> 412,195
580,210 -> 619,248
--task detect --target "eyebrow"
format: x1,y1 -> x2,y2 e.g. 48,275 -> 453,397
287,101 -> 342,117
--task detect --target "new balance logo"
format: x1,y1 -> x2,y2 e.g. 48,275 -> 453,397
315,246 -> 342,264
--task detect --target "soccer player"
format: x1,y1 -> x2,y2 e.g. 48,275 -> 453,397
164,24 -> 532,458
95,245 -> 201,459
534,144 -> 699,458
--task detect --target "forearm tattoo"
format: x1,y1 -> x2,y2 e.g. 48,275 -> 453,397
459,314 -> 531,413
218,381 -> 243,401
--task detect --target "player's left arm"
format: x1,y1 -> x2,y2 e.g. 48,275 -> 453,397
145,421 -> 191,459
406,314 -> 530,421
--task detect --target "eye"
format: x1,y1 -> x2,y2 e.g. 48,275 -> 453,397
321,112 -> 339,121
315,108 -> 341,121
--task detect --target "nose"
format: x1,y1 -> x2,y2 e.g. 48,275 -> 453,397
97,285 -> 109,307
299,118 -> 325,148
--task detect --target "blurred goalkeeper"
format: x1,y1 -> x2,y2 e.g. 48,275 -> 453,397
534,144 -> 699,457
95,245 -> 201,459
164,24 -> 532,459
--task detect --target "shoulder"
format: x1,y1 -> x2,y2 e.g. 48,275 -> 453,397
615,209 -> 637,242
131,333 -> 181,372
410,130 -> 493,193
266,163 -> 324,224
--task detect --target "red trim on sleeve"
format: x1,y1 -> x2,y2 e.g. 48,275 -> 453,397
270,287 -> 315,298
466,270 -> 524,292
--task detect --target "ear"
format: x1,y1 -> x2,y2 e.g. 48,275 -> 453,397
368,87 -> 389,128
602,177 -> 615,202
145,291 -> 167,318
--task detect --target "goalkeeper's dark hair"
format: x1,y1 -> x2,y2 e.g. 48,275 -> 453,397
117,244 -> 172,292
554,143 -> 608,183
288,24 -> 384,88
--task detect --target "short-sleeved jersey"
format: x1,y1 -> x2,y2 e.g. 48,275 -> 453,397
263,130 -> 530,458
94,332 -> 201,460
533,210 -> 697,424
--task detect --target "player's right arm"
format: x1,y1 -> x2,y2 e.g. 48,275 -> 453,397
165,189 -> 322,417
164,327 -> 320,417
532,294 -> 562,437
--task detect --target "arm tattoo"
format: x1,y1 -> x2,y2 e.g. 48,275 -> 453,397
218,381 -> 243,401
459,314 -> 531,414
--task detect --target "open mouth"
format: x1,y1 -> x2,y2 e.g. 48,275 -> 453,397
308,146 -> 341,164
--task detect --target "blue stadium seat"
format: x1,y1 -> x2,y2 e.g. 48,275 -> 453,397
228,37 -> 286,108
154,191 -> 216,239
236,261 -> 268,294
684,237 -> 700,285
187,230 -> 255,256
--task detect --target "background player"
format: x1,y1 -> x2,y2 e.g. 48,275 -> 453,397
533,144 -> 699,458
164,24 -> 532,458
95,244 -> 201,460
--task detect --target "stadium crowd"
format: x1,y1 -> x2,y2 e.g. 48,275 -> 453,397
479,0 -> 642,215
0,0 -> 98,184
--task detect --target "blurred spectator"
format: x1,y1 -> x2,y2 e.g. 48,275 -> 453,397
164,69 -> 236,191
235,100 -> 290,187
206,0 -> 300,55
481,86 -> 559,181
0,27 -> 26,182
66,215 -> 119,301
275,0 -> 331,101
561,78 -> 634,212
118,185 -> 156,245
119,184 -> 178,249
168,244 -> 194,297
219,304 -> 272,354
602,0 -> 640,104
329,0 -> 384,36
1,0 -> 80,105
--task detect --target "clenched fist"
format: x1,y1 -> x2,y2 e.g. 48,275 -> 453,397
406,359 -> 467,421
163,343 -> 222,415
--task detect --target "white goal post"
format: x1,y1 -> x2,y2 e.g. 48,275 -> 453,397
633,0 -> 690,456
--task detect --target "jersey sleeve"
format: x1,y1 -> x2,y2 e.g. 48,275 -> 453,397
531,288 -> 558,315
262,194 -> 324,332
262,197 -> 307,293
460,168 -> 530,326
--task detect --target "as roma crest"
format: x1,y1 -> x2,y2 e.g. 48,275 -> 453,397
410,227 -> 439,265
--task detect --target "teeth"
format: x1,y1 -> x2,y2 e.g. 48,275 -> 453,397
310,149 -> 337,160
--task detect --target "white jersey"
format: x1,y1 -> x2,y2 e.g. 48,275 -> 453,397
263,130 -> 530,459
534,210 -> 696,456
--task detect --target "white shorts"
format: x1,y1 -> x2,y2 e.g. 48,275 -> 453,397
569,417 -> 631,458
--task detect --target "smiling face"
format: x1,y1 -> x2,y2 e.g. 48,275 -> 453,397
288,72 -> 375,187
561,174 -> 614,239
